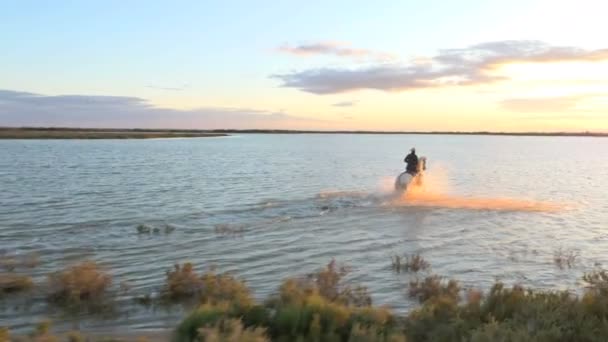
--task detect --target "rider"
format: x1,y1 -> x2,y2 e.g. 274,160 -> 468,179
404,148 -> 418,175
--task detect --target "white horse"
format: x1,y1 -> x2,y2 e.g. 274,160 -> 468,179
395,157 -> 426,191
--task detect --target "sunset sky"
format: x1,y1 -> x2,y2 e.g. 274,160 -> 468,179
2,0 -> 607,131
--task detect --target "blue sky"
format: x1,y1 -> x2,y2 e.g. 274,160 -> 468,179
1,0 -> 607,130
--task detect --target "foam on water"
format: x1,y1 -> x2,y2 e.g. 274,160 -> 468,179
392,168 -> 565,212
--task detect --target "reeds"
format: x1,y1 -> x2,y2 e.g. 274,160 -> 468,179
553,247 -> 579,269
391,253 -> 430,273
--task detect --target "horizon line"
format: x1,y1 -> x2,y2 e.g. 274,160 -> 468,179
1,126 -> 607,137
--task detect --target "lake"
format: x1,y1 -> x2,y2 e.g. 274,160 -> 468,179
1,134 -> 607,332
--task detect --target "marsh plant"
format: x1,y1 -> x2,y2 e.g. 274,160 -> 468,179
391,253 -> 430,273
0,273 -> 33,296
408,275 -> 460,303
0,252 -> 39,272
0,252 -> 37,297
47,261 -> 114,314
161,263 -> 252,308
553,247 -> 579,269
137,223 -> 176,235
176,260 -> 400,342
1,321 -> 147,342
214,224 -> 246,237
196,319 -> 268,342
9,258 -> 608,341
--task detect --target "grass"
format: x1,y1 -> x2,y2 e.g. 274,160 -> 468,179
391,253 -> 430,273
47,261 -> 113,313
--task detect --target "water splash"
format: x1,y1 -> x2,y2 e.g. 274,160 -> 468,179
391,168 -> 564,212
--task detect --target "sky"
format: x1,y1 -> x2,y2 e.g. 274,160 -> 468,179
1,0 -> 608,132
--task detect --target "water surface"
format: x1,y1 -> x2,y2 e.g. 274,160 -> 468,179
1,134 -> 607,331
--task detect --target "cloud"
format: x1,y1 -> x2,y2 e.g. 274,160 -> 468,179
278,41 -> 394,61
332,100 -> 356,107
0,90 -> 325,129
273,40 -> 608,94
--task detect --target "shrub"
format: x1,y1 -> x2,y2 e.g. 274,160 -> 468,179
0,273 -> 33,295
294,259 -> 372,307
176,260 -> 396,342
583,269 -> 608,294
391,253 -> 430,273
408,275 -> 460,303
47,261 -> 113,312
0,327 -> 9,342
0,253 -> 39,271
162,263 -> 253,309
197,319 -> 268,342
66,331 -> 85,342
137,224 -> 152,234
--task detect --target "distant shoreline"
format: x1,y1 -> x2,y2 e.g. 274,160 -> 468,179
1,127 -> 607,139
0,127 -> 229,139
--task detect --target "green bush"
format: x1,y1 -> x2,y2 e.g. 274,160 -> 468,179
175,261 -> 398,342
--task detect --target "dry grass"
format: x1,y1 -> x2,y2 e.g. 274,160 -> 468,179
197,319 -> 269,342
583,269 -> 608,293
0,253 -> 39,272
0,327 -> 9,342
47,261 -> 113,311
408,275 -> 460,303
391,253 -> 430,273
161,263 -> 253,307
0,273 -> 33,295
162,263 -> 201,300
554,247 -> 579,269
296,259 -> 372,307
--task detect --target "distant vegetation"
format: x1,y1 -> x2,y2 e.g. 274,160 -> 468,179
2,126 -> 608,139
0,127 -> 228,139
7,256 -> 608,341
